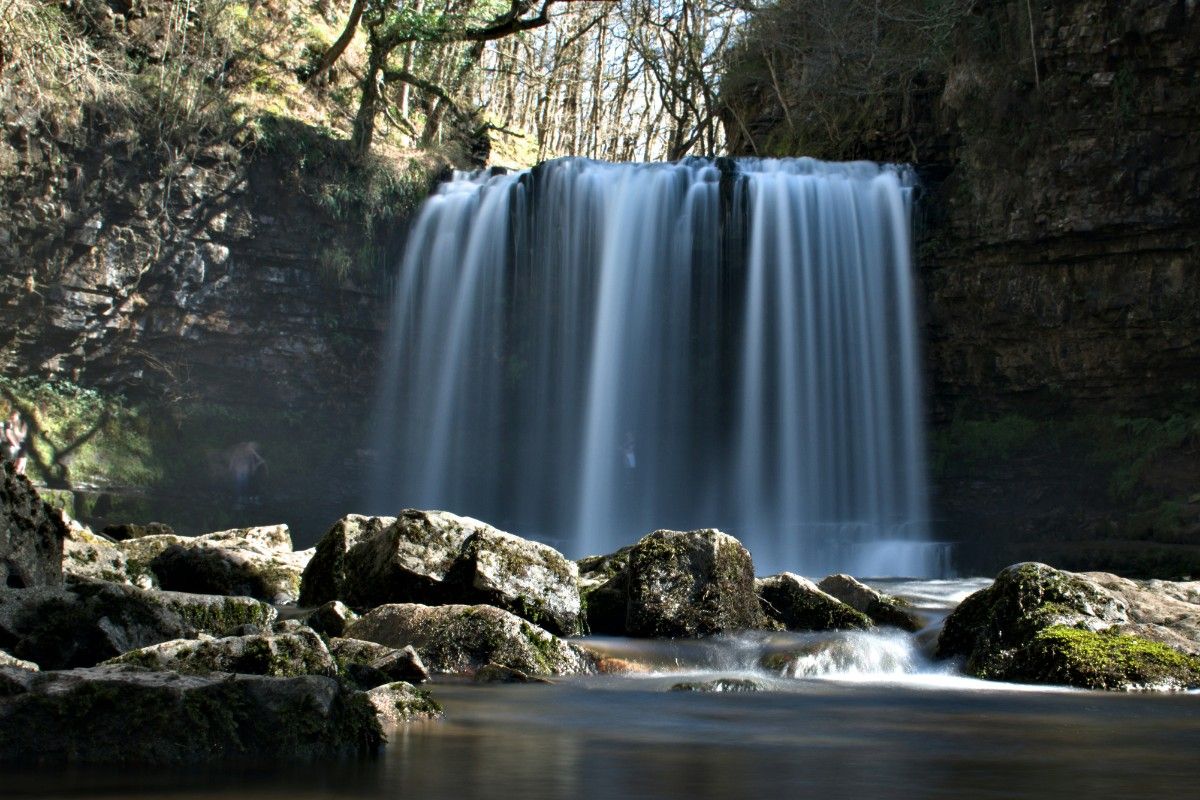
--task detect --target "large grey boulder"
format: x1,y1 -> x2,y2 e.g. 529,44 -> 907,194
104,628 -> 338,678
0,666 -> 382,763
62,517 -> 152,589
301,511 -> 487,610
447,529 -> 582,636
118,525 -> 312,603
365,681 -> 442,726
624,529 -> 764,638
305,600 -> 359,637
756,573 -> 872,632
328,637 -> 430,688
818,574 -> 922,631
937,562 -> 1200,690
298,515 -> 390,607
0,581 -> 277,669
0,463 -> 65,589
345,603 -> 593,676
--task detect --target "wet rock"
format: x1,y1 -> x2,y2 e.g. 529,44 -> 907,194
447,529 -> 582,636
938,562 -> 1200,690
0,666 -> 382,763
473,662 -> 552,684
298,515 -> 391,607
0,581 -> 277,669
0,463 -> 66,590
328,638 -> 430,688
305,600 -> 358,637
345,603 -> 593,676
102,522 -> 176,541
817,574 -> 921,631
0,651 -> 37,671
624,529 -> 764,638
668,677 -> 767,693
365,681 -> 442,726
757,573 -> 873,632
104,628 -> 338,678
119,525 -> 312,603
578,546 -> 635,635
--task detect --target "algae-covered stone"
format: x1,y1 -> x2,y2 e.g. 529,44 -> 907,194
447,529 -> 582,636
756,573 -> 872,632
817,574 -> 921,631
121,525 -> 311,603
937,562 -> 1200,690
577,545 -> 636,635
1012,625 -> 1200,690
345,603 -> 593,676
625,529 -> 764,638
104,628 -> 338,678
668,677 -> 767,693
0,581 -> 277,669
0,462 -> 65,590
0,666 -> 383,764
63,524 -> 148,588
366,681 -> 442,726
328,637 -> 430,689
102,522 -> 176,541
306,600 -> 359,637
298,515 -> 391,607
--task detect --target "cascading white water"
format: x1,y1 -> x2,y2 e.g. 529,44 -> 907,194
368,157 -> 946,576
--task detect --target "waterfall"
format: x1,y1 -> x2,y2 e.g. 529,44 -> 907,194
368,157 -> 944,577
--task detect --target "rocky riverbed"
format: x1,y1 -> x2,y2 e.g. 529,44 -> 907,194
2,461 -> 1199,765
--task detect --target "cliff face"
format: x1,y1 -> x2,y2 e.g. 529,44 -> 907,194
725,0 -> 1200,575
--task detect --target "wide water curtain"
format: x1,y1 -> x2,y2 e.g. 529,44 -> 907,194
370,158 -> 940,577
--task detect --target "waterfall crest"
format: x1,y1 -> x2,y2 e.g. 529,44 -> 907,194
368,157 -> 942,577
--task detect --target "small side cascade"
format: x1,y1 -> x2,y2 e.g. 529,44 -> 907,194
368,157 -> 941,577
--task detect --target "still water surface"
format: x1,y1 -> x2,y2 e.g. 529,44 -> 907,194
6,579 -> 1199,800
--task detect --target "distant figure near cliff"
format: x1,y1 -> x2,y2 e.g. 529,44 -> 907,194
226,441 -> 266,504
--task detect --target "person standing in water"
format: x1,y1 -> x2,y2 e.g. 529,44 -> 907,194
3,410 -> 28,475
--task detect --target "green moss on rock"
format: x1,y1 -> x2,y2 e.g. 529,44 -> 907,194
1014,626 -> 1200,691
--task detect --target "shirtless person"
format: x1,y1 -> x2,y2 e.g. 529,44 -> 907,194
3,410 -> 28,475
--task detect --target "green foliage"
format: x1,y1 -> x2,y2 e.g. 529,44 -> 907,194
0,376 -> 160,488
931,412 -> 1040,476
1025,625 -> 1200,690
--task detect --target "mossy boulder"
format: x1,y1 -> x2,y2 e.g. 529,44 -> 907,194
119,525 -> 312,603
344,603 -> 594,676
0,581 -> 277,669
62,516 -> 151,589
817,574 -> 922,632
365,681 -> 442,726
104,628 -> 338,678
0,666 -> 383,764
756,573 -> 873,632
0,462 -> 66,590
328,637 -> 430,689
305,600 -> 359,637
624,529 -> 764,638
577,546 -> 635,635
1011,625 -> 1200,690
102,522 -> 176,542
446,529 -> 581,636
298,515 -> 390,607
938,562 -> 1200,690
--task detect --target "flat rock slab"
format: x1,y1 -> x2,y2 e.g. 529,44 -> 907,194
104,628 -> 338,678
344,603 -> 593,676
0,580 -> 277,669
0,666 -> 382,764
